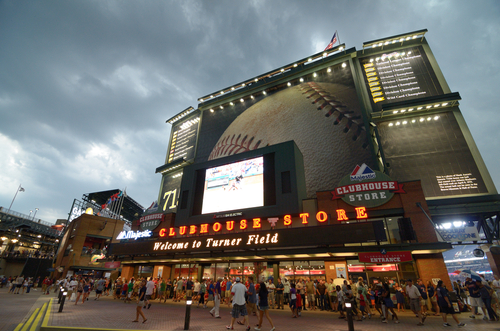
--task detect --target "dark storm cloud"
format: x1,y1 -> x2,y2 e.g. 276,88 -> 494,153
0,0 -> 499,222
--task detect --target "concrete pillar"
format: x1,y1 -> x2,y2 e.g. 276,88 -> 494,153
273,263 -> 279,285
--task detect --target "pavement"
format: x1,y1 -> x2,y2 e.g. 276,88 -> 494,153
0,286 -> 52,331
2,287 -> 500,331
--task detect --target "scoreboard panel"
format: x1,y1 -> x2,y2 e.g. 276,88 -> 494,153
359,46 -> 443,112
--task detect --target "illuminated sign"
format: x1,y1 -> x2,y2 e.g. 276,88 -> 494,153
360,46 -> 443,110
110,222 -> 386,256
358,251 -> 412,263
116,230 -> 153,240
168,115 -> 200,163
69,207 -> 84,222
333,164 -> 404,208
154,233 -> 279,251
158,209 -> 368,237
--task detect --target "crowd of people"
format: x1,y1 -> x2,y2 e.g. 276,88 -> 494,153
4,272 -> 500,329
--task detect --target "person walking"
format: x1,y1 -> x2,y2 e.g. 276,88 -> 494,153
382,283 -> 399,323
255,277 -> 275,331
226,277 -> 250,331
427,280 -> 440,315
436,280 -> 466,326
210,278 -> 222,318
145,277 -> 154,309
289,282 -> 298,318
406,279 -> 426,326
475,279 -> 498,321
133,280 -> 147,323
95,277 -> 105,301
197,279 -> 206,308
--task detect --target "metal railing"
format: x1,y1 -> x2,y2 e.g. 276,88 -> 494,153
0,207 -> 54,226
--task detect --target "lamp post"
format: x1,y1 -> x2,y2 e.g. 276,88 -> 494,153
29,210 -> 33,219
59,291 -> 68,312
184,296 -> 192,330
33,208 -> 39,220
345,302 -> 354,331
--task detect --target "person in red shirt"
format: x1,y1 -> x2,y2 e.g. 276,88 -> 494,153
221,278 -> 227,304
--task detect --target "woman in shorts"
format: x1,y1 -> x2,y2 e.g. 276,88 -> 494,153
74,279 -> 84,305
255,279 -> 275,331
382,283 -> 399,324
133,280 -> 147,323
436,280 -> 466,327
82,280 -> 91,303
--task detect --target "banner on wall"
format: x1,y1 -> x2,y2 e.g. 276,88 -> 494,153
336,264 -> 346,278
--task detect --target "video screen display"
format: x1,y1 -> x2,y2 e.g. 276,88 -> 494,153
201,156 -> 264,214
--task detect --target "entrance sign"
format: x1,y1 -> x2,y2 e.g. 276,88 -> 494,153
358,251 -> 412,263
332,164 -> 405,207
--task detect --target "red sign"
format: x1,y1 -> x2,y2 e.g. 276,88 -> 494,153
104,261 -> 121,269
358,251 -> 412,263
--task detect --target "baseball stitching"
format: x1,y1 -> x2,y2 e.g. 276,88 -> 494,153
299,82 -> 366,144
209,82 -> 368,160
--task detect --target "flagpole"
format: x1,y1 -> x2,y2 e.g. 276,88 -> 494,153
336,30 -> 340,46
7,184 -> 22,215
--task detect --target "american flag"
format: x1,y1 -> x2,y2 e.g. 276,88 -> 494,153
324,32 -> 338,51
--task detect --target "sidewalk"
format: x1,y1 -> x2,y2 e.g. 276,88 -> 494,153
0,287 -> 54,331
44,294 -> 500,331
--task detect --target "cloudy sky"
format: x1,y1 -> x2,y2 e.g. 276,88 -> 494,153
1,0 -> 499,224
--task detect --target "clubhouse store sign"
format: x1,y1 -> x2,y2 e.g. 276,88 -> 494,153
332,164 -> 405,208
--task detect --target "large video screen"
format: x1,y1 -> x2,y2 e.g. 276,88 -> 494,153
201,156 -> 264,214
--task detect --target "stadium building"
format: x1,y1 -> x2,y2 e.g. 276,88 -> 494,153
109,29 -> 500,287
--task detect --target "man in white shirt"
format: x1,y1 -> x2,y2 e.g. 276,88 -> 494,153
68,277 -> 78,302
405,279 -> 426,326
266,279 -> 276,309
226,277 -> 250,331
145,277 -> 155,309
